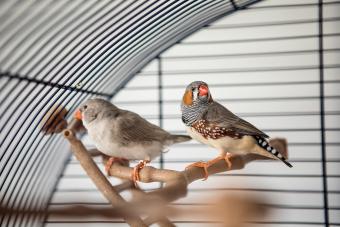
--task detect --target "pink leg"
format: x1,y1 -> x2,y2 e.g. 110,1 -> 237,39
131,160 -> 150,187
105,157 -> 129,176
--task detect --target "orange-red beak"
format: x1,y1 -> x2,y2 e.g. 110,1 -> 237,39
199,85 -> 209,96
74,109 -> 82,120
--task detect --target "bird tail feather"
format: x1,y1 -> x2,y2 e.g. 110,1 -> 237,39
254,136 -> 293,168
169,135 -> 191,144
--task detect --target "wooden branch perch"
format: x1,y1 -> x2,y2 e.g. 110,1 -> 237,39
63,118 -> 287,226
1,193 -> 268,227
124,152 -> 278,225
105,143 -> 285,204
63,120 -> 147,227
40,105 -> 68,135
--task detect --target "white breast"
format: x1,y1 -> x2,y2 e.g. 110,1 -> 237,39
186,126 -> 211,146
187,126 -> 257,155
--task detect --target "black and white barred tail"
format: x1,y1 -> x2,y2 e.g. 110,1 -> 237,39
254,136 -> 293,168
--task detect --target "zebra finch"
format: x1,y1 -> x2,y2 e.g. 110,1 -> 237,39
181,81 -> 292,179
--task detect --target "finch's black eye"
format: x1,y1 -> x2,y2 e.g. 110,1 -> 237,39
83,105 -> 87,110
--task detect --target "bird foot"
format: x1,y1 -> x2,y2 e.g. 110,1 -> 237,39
186,153 -> 232,181
132,160 -> 150,188
186,161 -> 210,180
105,157 -> 129,176
208,153 -> 232,170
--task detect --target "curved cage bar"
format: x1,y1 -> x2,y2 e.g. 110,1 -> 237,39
0,0 -> 260,226
2,0 -> 340,226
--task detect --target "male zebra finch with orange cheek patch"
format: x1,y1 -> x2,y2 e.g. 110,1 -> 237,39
181,81 -> 292,179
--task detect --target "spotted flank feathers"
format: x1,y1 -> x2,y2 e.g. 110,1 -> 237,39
192,119 -> 243,140
254,136 -> 293,168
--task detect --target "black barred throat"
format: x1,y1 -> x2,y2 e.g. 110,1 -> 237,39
181,99 -> 209,126
254,136 -> 293,168
192,119 -> 243,140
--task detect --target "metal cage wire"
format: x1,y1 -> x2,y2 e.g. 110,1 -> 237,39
0,0 -> 259,226
1,0 -> 339,226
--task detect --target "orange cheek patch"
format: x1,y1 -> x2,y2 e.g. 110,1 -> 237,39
183,90 -> 193,106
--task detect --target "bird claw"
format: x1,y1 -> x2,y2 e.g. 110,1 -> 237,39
224,153 -> 232,170
207,153 -> 232,170
105,157 -> 128,176
186,153 -> 232,181
186,162 -> 210,180
131,160 -> 150,188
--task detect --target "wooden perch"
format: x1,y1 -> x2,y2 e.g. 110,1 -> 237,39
63,118 -> 287,227
1,193 -> 268,227
105,141 -> 285,204
40,105 -> 68,134
63,120 -> 147,227
104,156 -> 244,204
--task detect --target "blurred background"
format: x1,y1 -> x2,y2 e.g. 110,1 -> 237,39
1,0 -> 339,226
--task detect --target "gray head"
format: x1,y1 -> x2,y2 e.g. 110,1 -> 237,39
75,98 -> 119,124
181,81 -> 213,126
182,81 -> 212,106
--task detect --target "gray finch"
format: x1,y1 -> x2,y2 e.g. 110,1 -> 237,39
77,98 -> 191,161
